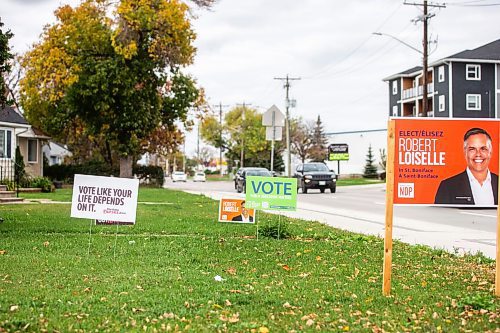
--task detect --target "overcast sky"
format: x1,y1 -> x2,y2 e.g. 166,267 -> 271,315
2,0 -> 500,156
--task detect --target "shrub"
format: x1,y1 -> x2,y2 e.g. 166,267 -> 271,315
133,165 -> 164,187
0,179 -> 15,191
30,177 -> 54,193
258,221 -> 292,239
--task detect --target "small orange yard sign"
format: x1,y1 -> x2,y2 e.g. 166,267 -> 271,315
218,198 -> 256,224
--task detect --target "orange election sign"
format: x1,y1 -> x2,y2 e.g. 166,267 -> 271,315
393,118 -> 500,206
218,198 -> 256,223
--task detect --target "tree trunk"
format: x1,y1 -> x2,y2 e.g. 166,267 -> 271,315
119,155 -> 133,178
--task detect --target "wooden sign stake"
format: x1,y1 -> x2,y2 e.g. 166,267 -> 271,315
383,120 -> 396,296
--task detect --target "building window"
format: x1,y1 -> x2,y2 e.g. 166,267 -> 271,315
28,139 -> 38,163
466,94 -> 481,110
392,105 -> 398,117
438,66 -> 445,82
466,64 -> 481,80
392,80 -> 398,95
0,129 -> 12,158
439,95 -> 445,112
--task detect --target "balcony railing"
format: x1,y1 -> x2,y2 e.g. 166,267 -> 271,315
402,84 -> 434,100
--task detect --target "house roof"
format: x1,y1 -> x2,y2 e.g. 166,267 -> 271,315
383,66 -> 422,81
0,105 -> 29,126
445,38 -> 500,61
384,39 -> 500,80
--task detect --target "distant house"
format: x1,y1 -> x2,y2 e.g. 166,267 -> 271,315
384,39 -> 500,118
43,141 -> 72,166
0,105 -> 50,180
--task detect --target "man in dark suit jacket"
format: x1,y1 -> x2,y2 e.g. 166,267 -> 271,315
434,128 -> 498,205
434,170 -> 498,204
231,200 -> 254,222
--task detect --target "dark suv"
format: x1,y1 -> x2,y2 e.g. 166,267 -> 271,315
294,162 -> 337,193
235,167 -> 272,193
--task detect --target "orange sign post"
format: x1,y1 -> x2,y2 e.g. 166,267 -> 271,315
383,120 -> 396,296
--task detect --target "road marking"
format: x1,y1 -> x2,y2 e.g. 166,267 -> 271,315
460,211 -> 496,218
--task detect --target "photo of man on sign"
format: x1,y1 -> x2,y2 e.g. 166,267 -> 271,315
231,200 -> 254,222
434,128 -> 498,205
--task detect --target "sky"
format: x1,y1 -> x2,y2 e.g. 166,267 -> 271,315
2,0 -> 500,157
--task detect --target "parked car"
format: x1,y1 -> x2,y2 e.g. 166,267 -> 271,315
294,162 -> 337,193
193,172 -> 206,182
171,171 -> 187,182
235,167 -> 272,193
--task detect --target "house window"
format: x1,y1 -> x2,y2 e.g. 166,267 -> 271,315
439,95 -> 445,112
466,64 -> 481,80
466,94 -> 481,110
392,105 -> 398,117
392,81 -> 398,95
0,129 -> 12,158
28,139 -> 38,163
438,66 -> 445,82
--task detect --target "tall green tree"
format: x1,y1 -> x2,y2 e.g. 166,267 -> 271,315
363,144 -> 378,179
20,0 -> 211,177
0,18 -> 14,107
201,106 -> 284,171
308,115 -> 328,162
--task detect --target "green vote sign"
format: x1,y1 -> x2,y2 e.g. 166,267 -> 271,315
245,176 -> 297,211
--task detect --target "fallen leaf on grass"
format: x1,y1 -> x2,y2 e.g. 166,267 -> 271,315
0,250 -> 6,255
226,267 -> 237,275
258,327 -> 269,333
10,305 -> 19,312
225,299 -> 232,306
219,313 -> 239,323
43,241 -> 50,247
282,265 -> 291,271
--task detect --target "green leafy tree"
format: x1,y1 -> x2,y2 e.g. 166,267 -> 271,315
20,0 -> 211,177
308,115 -> 328,162
201,106 -> 284,171
363,144 -> 378,179
0,18 -> 14,107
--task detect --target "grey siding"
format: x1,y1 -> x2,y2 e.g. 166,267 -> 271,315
452,62 -> 496,118
433,64 -> 450,117
389,79 -> 400,116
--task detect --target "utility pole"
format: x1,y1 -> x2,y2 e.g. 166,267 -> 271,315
274,74 -> 300,177
236,102 -> 252,168
404,1 -> 445,116
213,102 -> 229,176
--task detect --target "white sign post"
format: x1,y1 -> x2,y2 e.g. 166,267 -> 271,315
71,174 -> 139,223
263,105 -> 285,173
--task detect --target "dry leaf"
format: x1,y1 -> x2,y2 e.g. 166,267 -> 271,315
0,250 -> 6,255
10,305 -> 19,312
282,265 -> 291,271
259,327 -> 269,333
354,267 -> 360,277
43,241 -> 50,247
225,299 -> 232,306
227,267 -> 237,275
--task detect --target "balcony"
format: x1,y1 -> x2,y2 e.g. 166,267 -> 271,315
401,84 -> 434,100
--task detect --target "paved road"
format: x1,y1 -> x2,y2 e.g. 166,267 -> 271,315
164,179 -> 498,258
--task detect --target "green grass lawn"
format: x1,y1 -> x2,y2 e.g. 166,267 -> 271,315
1,188 -> 498,332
